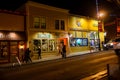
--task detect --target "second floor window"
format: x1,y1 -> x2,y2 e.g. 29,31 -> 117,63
55,20 -> 65,30
61,20 -> 65,30
34,17 -> 40,28
55,20 -> 59,30
33,17 -> 46,29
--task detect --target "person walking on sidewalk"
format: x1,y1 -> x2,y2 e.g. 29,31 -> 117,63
23,48 -> 32,63
61,43 -> 66,58
62,44 -> 66,58
37,46 -> 41,59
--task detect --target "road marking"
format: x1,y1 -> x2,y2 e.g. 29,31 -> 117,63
81,70 -> 107,80
88,55 -> 116,63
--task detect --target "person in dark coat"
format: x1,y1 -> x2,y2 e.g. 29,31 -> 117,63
37,47 -> 41,59
62,44 -> 66,58
23,48 -> 32,63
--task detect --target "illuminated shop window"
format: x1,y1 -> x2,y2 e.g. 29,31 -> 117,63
49,39 -> 55,51
33,39 -> 56,52
76,31 -> 82,37
83,32 -> 88,38
33,40 -> 41,51
42,39 -> 48,52
0,42 -> 8,60
70,38 -> 88,47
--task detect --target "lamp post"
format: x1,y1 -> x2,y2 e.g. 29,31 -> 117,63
96,0 -> 101,51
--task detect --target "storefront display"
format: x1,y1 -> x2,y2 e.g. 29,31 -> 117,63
70,38 -> 88,47
33,39 -> 56,52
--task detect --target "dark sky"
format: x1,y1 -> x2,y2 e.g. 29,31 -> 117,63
0,0 -> 120,22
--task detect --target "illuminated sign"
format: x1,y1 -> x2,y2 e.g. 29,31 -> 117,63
0,32 -> 24,40
37,33 -> 50,38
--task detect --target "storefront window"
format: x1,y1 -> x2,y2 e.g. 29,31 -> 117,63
89,31 -> 99,47
33,40 -> 41,51
33,39 -> 56,52
83,32 -> 88,38
76,31 -> 82,37
42,39 -> 48,52
70,38 -> 88,47
0,41 -> 9,62
49,39 -> 55,51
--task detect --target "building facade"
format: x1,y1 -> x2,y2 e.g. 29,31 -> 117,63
0,11 -> 26,63
68,15 -> 105,53
18,1 -> 105,59
0,1 -> 105,63
17,1 -> 70,59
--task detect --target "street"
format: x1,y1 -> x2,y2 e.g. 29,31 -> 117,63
0,50 -> 118,80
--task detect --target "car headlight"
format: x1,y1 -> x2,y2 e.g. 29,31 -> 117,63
104,44 -> 106,47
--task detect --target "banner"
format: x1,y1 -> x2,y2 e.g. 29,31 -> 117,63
98,22 -> 103,32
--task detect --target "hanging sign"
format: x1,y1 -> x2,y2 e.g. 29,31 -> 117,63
98,21 -> 103,32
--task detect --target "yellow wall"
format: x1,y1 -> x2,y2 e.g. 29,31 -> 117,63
88,20 -> 98,31
69,15 -> 105,52
69,16 -> 98,31
69,16 -> 88,30
70,47 -> 90,52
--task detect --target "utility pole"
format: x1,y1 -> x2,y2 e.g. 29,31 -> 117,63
96,0 -> 101,51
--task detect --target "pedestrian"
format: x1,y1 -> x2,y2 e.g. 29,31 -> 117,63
37,46 -> 41,59
62,43 -> 66,58
23,48 -> 32,63
59,43 -> 63,56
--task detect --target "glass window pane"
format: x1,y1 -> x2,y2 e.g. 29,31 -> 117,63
83,32 -> 88,38
41,17 -> 46,29
33,40 -> 41,51
55,20 -> 59,30
42,39 -> 48,52
34,22 -> 40,28
34,17 -> 40,28
49,39 -> 55,51
76,31 -> 82,38
61,20 -> 65,30
34,17 -> 40,22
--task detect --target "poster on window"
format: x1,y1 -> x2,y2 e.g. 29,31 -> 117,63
70,38 -> 88,47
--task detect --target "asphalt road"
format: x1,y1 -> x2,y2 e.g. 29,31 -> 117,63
0,50 -> 118,80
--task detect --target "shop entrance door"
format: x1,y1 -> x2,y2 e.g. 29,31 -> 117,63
10,41 -> 18,63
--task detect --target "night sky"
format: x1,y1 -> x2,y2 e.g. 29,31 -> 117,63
0,0 -> 120,22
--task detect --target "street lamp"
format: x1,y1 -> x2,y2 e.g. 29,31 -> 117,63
98,12 -> 105,51
96,0 -> 102,51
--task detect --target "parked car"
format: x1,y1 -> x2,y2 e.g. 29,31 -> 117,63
113,38 -> 120,55
103,40 -> 114,50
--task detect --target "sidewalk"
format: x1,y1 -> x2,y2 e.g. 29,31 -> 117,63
0,50 -> 97,68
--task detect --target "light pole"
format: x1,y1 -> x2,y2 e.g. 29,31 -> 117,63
95,0 -> 100,51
